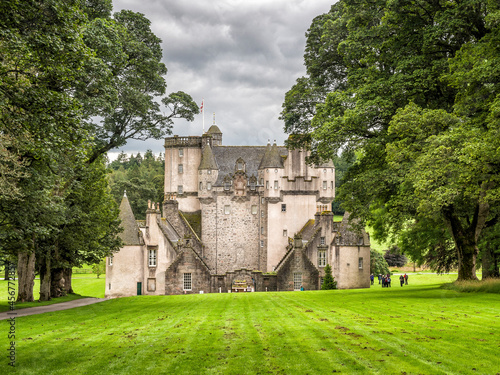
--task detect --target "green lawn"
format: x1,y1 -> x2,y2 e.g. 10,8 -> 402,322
1,273 -> 498,374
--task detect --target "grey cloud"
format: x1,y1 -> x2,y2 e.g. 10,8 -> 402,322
109,0 -> 334,158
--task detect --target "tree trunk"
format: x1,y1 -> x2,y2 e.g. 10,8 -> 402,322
3,261 -> 9,281
482,246 -> 500,279
456,243 -> 478,281
63,267 -> 74,294
39,255 -> 51,301
443,207 -> 479,281
50,268 -> 67,298
17,251 -> 36,302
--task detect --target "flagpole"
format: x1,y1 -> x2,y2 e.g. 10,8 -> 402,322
201,98 -> 205,133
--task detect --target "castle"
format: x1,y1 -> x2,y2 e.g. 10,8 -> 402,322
105,124 -> 370,296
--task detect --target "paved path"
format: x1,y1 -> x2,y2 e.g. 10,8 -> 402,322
0,298 -> 107,320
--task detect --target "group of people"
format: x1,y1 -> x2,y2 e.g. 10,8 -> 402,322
370,273 -> 408,287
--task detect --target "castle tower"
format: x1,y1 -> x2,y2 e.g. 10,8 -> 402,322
164,135 -> 203,212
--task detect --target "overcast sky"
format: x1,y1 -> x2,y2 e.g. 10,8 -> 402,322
110,0 -> 334,159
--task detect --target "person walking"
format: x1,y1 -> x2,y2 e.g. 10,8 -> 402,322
400,274 -> 404,287
378,274 -> 382,284
370,274 -> 374,285
404,273 -> 408,285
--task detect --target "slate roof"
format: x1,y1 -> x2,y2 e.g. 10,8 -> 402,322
212,145 -> 287,185
118,195 -> 144,246
206,125 -> 222,134
199,144 -> 218,170
259,142 -> 284,169
333,212 -> 370,246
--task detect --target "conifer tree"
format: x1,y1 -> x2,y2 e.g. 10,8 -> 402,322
321,264 -> 337,290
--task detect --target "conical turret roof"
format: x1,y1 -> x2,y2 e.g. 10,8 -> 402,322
199,143 -> 218,170
259,141 -> 283,169
207,125 -> 222,134
118,193 -> 143,245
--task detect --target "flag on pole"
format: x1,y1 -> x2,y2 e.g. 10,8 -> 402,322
200,99 -> 204,113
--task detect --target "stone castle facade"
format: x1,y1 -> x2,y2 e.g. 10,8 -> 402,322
106,125 -> 370,297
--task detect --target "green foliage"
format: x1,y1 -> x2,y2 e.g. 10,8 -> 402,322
370,249 -> 390,276
91,260 -> 106,278
383,246 -> 408,268
107,150 -> 164,220
321,264 -> 337,290
282,0 -> 500,280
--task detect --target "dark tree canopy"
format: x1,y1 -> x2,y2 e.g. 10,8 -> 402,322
282,0 -> 500,280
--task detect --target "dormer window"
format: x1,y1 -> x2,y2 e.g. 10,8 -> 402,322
235,158 -> 245,172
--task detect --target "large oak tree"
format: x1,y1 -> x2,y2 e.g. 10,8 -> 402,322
282,0 -> 500,280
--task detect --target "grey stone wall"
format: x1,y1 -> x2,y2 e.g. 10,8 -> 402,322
201,193 -> 262,274
276,245 -> 319,291
165,248 -> 212,295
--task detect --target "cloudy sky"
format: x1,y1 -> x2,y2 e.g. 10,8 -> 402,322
110,0 -> 334,159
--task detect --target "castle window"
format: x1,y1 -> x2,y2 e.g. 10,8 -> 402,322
320,236 -> 326,245
281,204 -> 286,212
323,181 -> 327,190
199,182 -> 203,190
251,205 -> 257,215
148,249 -> 157,267
147,278 -> 156,292
261,197 -> 265,204
261,210 -> 264,218
274,180 -> 278,189
275,169 -> 278,173
318,250 -> 326,267
250,180 -> 256,190
109,256 -> 113,266
293,273 -> 302,291
178,164 -> 183,174
207,182 -> 212,190
261,227 -> 264,234
323,169 -> 327,173
237,162 -> 243,170
358,257 -> 364,269
283,229 -> 287,237
183,273 -> 192,291
260,178 -> 264,185
179,148 -> 184,157
260,240 -> 264,247
178,185 -> 183,194
266,181 -> 269,189
208,170 -> 211,174
224,181 -> 231,190
224,205 -> 230,214
331,181 -> 334,189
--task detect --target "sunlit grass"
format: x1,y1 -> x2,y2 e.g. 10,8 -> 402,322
0,274 -> 498,374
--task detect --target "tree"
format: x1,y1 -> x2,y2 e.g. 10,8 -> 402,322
78,9 -> 199,164
370,249 -> 390,276
92,259 -> 106,279
383,246 -> 407,268
282,0 -> 500,280
0,0 -> 92,301
321,264 -> 337,290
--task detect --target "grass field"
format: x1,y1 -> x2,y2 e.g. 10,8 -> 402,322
1,273 -> 499,374
0,274 -> 105,313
